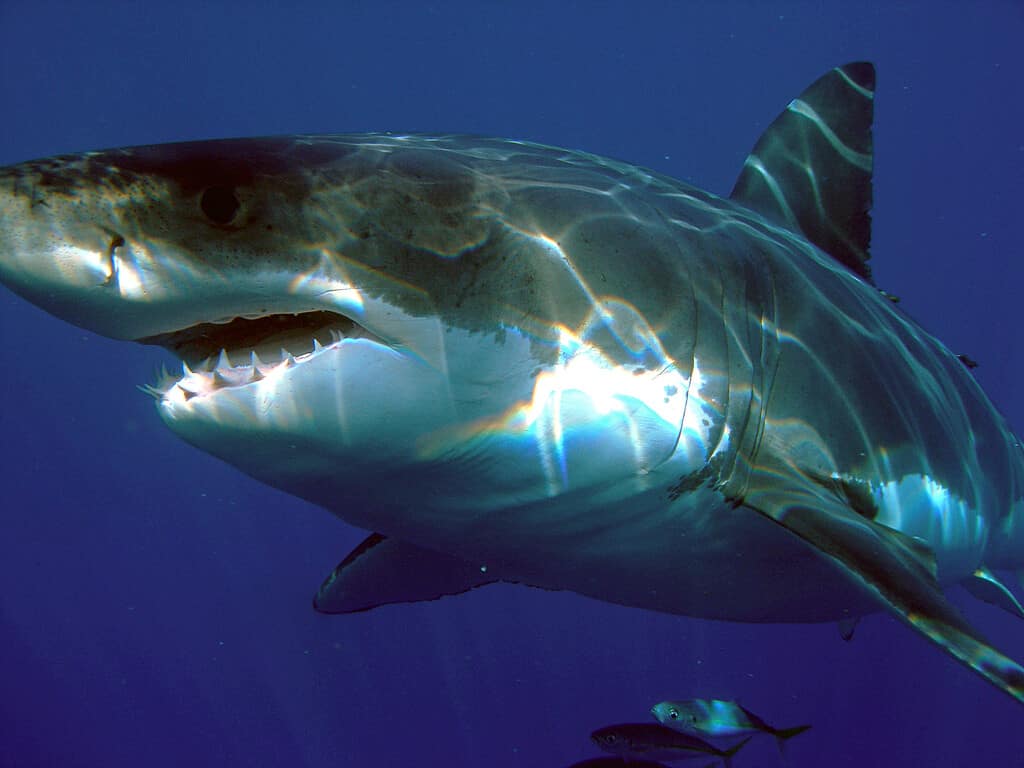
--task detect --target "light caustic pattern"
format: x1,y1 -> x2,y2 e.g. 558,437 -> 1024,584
418,232 -> 721,499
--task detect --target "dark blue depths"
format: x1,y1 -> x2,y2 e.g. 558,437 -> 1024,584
1,2 -> 1022,767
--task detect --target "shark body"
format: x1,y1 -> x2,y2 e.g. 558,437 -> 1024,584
2,63 -> 1023,703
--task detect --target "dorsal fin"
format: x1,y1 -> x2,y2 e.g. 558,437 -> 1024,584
730,62 -> 875,282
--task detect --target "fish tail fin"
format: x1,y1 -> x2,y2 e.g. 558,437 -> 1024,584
721,735 -> 753,768
773,724 -> 812,756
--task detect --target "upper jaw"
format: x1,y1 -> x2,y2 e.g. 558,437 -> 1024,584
137,309 -> 374,369
138,307 -> 391,402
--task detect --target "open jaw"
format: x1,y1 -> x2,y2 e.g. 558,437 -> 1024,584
138,310 -> 386,402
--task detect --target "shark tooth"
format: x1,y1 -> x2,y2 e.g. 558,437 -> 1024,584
136,384 -> 163,400
313,338 -> 323,353
182,360 -> 193,377
178,384 -> 199,401
217,349 -> 232,370
213,369 -> 233,388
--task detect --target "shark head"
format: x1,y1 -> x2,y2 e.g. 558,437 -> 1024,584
0,134 -> 707,543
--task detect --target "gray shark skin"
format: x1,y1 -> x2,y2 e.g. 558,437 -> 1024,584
2,63 -> 1023,703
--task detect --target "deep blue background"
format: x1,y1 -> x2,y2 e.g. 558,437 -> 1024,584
1,2 -> 1022,766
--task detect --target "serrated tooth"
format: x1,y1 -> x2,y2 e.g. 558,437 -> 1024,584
182,360 -> 193,377
250,367 -> 264,382
178,385 -> 199,401
213,370 -> 233,388
217,349 -> 232,369
154,367 -> 174,388
250,350 -> 263,368
313,338 -> 323,353
280,352 -> 296,368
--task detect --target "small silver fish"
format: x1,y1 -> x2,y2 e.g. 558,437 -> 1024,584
591,723 -> 750,767
650,699 -> 810,753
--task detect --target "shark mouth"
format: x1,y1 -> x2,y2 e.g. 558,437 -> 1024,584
138,310 -> 385,400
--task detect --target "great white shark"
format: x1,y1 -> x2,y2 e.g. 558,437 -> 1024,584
1,63 -> 1023,705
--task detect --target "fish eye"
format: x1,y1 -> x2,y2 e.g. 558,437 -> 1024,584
668,709 -> 679,720
200,185 -> 240,225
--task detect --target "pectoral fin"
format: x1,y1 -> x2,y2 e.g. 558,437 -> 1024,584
964,567 -> 1024,619
739,470 -> 1024,705
314,534 -> 497,614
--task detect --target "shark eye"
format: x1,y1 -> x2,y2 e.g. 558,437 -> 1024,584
200,185 -> 240,225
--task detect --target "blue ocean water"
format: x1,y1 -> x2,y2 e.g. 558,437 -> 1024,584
1,2 -> 1022,766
